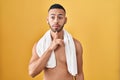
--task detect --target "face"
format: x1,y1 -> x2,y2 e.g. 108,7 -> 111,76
47,9 -> 67,32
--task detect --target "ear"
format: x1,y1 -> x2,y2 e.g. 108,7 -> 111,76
47,17 -> 49,24
64,17 -> 67,24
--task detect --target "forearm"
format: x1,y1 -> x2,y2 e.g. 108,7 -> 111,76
75,72 -> 84,80
29,48 -> 52,77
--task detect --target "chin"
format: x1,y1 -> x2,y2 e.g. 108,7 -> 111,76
50,27 -> 63,32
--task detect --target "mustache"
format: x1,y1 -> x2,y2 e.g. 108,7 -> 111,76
53,23 -> 60,26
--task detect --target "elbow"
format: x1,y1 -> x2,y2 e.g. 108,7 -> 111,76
28,66 -> 37,78
28,63 -> 43,78
29,70 -> 36,78
28,66 -> 42,78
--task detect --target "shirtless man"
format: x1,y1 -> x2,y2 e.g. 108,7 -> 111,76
28,4 -> 84,80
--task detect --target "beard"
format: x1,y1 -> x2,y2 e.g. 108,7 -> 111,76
48,22 -> 65,32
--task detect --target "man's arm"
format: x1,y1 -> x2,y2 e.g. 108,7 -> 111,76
74,39 -> 84,80
28,32 -> 64,78
28,43 -> 53,78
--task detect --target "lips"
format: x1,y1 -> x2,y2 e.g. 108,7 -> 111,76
53,24 -> 60,28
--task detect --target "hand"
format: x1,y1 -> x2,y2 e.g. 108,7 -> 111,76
49,32 -> 64,50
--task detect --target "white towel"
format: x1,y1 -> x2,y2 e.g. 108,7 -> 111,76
36,29 -> 78,76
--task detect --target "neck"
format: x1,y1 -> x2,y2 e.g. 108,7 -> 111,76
50,30 -> 64,40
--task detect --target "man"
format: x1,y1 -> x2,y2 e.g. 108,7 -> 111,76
28,4 -> 84,80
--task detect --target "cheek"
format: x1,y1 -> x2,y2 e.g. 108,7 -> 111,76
48,19 -> 52,24
60,20 -> 66,24
48,20 -> 54,26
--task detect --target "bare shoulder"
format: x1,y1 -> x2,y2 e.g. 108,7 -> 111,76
29,42 -> 39,64
73,38 -> 82,49
73,38 -> 83,55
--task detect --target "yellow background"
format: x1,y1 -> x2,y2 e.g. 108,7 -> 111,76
0,0 -> 120,80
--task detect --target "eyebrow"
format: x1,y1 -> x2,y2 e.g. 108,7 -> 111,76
50,14 -> 64,16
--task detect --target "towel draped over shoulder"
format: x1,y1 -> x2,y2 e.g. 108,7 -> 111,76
36,29 -> 78,76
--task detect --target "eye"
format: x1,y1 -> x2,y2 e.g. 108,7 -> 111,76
51,16 -> 55,19
58,16 -> 63,19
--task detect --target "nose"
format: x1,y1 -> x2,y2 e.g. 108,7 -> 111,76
54,17 -> 58,23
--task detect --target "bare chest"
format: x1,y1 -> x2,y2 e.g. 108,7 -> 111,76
44,47 -> 73,80
54,46 -> 66,64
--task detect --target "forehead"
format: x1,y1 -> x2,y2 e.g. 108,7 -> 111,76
48,9 -> 65,16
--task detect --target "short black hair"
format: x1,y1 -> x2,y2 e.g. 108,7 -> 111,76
48,4 -> 66,13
